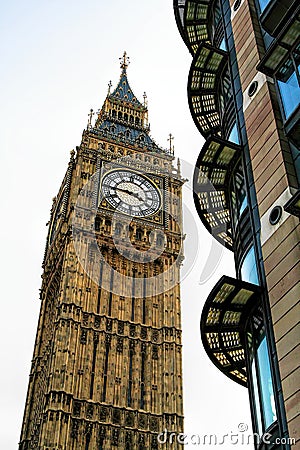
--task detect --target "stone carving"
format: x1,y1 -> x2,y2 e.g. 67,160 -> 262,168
112,408 -> 121,424
85,422 -> 92,437
93,331 -> 99,343
141,342 -> 147,353
152,330 -> 159,342
80,329 -> 87,344
116,337 -> 123,352
150,417 -> 159,432
129,340 -> 135,354
99,407 -> 107,422
86,404 -> 94,419
118,321 -> 124,334
73,401 -> 81,417
129,324 -> 135,337
71,419 -> 79,439
138,433 -> 145,444
112,428 -> 119,446
138,414 -> 147,429
152,345 -> 158,360
106,319 -> 112,331
125,411 -> 135,427
151,434 -> 159,449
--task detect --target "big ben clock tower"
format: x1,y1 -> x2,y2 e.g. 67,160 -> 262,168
19,53 -> 184,450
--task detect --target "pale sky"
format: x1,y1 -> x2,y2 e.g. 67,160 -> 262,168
1,1 -> 253,448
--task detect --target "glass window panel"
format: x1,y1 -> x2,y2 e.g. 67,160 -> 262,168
231,189 -> 238,226
247,308 -> 278,437
222,68 -> 231,105
219,67 -> 232,119
219,38 -> 226,51
213,0 -> 221,30
234,164 -> 247,217
278,72 -> 300,118
258,0 -> 271,13
230,162 -> 247,228
277,56 -> 300,119
241,246 -> 259,285
228,123 -> 239,144
251,358 -> 263,437
257,337 -> 277,429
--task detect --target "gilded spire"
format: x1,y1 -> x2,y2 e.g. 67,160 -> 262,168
119,51 -> 130,71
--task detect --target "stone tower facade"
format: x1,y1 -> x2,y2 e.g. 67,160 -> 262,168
19,54 -> 184,449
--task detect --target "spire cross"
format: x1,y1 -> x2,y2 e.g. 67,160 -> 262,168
119,51 -> 130,70
87,109 -> 95,129
168,133 -> 174,153
108,80 -> 112,94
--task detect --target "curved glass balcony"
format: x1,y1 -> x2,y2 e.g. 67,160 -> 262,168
200,275 -> 261,386
188,43 -> 227,137
173,0 -> 225,54
174,0 -> 212,54
193,136 -> 241,249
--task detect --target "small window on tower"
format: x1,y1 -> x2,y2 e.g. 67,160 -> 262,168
95,217 -> 101,231
136,229 -> 143,240
115,223 -> 122,236
156,235 -> 164,247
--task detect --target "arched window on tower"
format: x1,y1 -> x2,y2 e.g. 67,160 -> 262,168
95,217 -> 101,231
105,219 -> 111,233
124,113 -> 128,121
136,228 -> 143,241
135,117 -> 140,125
118,111 -> 123,120
115,223 -> 122,237
130,115 -> 134,123
156,234 -> 164,247
112,109 -> 116,118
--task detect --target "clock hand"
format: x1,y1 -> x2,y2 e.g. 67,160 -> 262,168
116,187 -> 144,201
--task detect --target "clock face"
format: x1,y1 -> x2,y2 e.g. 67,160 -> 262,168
101,169 -> 161,217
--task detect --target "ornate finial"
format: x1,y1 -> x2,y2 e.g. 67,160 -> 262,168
87,109 -> 95,129
177,157 -> 181,176
168,133 -> 174,155
143,92 -> 148,107
108,80 -> 112,95
119,51 -> 130,71
70,149 -> 75,158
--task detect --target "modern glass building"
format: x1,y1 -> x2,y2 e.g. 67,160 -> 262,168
174,0 -> 299,447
